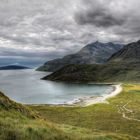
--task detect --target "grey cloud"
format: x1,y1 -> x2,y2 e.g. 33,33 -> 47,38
75,4 -> 125,27
74,0 -> 140,42
0,0 -> 140,67
75,0 -> 127,27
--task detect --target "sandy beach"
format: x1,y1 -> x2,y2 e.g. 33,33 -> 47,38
79,84 -> 122,107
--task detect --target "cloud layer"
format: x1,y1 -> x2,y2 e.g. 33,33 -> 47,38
75,0 -> 140,42
0,0 -> 140,66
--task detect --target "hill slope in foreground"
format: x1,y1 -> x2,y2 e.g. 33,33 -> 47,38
44,40 -> 140,82
1,84 -> 140,140
0,91 -> 74,140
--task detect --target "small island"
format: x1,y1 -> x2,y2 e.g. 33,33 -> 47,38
0,65 -> 31,70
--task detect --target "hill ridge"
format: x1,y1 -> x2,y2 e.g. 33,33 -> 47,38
43,40 -> 140,82
37,41 -> 123,72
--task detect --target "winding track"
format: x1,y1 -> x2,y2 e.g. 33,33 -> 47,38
117,101 -> 140,122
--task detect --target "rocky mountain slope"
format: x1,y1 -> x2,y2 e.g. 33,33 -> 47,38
37,41 -> 123,72
43,40 -> 140,82
108,40 -> 140,63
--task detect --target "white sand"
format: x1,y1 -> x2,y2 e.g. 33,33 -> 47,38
81,84 -> 122,107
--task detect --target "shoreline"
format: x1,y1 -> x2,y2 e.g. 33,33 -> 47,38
61,84 -> 122,107
82,84 -> 122,107
29,84 -> 122,107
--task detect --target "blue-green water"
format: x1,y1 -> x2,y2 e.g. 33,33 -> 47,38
0,69 -> 113,104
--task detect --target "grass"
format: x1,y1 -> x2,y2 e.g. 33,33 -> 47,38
30,84 -> 140,140
44,63 -> 140,82
0,92 -> 75,140
0,84 -> 140,140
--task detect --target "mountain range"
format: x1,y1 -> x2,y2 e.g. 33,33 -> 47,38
43,40 -> 140,82
37,41 -> 123,72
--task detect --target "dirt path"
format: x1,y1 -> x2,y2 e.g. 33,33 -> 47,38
117,101 -> 140,122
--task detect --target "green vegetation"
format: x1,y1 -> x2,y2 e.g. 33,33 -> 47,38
30,84 -> 140,140
0,92 -> 74,140
0,84 -> 140,140
43,62 -> 140,82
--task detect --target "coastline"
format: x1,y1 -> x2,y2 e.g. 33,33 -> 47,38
82,84 -> 122,107
30,84 -> 122,107
62,84 -> 122,107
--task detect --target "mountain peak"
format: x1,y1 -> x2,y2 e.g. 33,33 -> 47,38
94,40 -> 100,44
37,41 -> 123,72
89,41 -> 103,46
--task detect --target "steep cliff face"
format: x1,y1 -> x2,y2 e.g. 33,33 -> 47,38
37,41 -> 123,72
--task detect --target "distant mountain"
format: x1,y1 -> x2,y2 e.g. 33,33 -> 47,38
43,40 -> 140,82
108,40 -> 140,63
37,41 -> 123,72
0,65 -> 31,70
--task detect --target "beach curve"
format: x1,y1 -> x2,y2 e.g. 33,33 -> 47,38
82,84 -> 123,107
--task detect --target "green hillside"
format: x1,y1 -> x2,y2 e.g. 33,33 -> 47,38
43,62 -> 140,82
31,84 -> 140,140
1,84 -> 140,140
0,91 -> 73,140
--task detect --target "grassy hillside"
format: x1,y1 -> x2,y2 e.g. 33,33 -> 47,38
1,84 -> 140,140
43,62 -> 140,82
30,84 -> 140,140
0,92 -> 75,140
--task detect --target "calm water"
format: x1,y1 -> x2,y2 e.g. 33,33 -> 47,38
0,69 -> 113,104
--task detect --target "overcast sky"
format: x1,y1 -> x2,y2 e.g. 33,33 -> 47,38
0,0 -> 140,67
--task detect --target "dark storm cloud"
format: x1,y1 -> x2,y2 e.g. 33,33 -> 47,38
75,0 -> 125,27
74,0 -> 140,42
75,9 -> 125,27
0,0 -> 140,66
